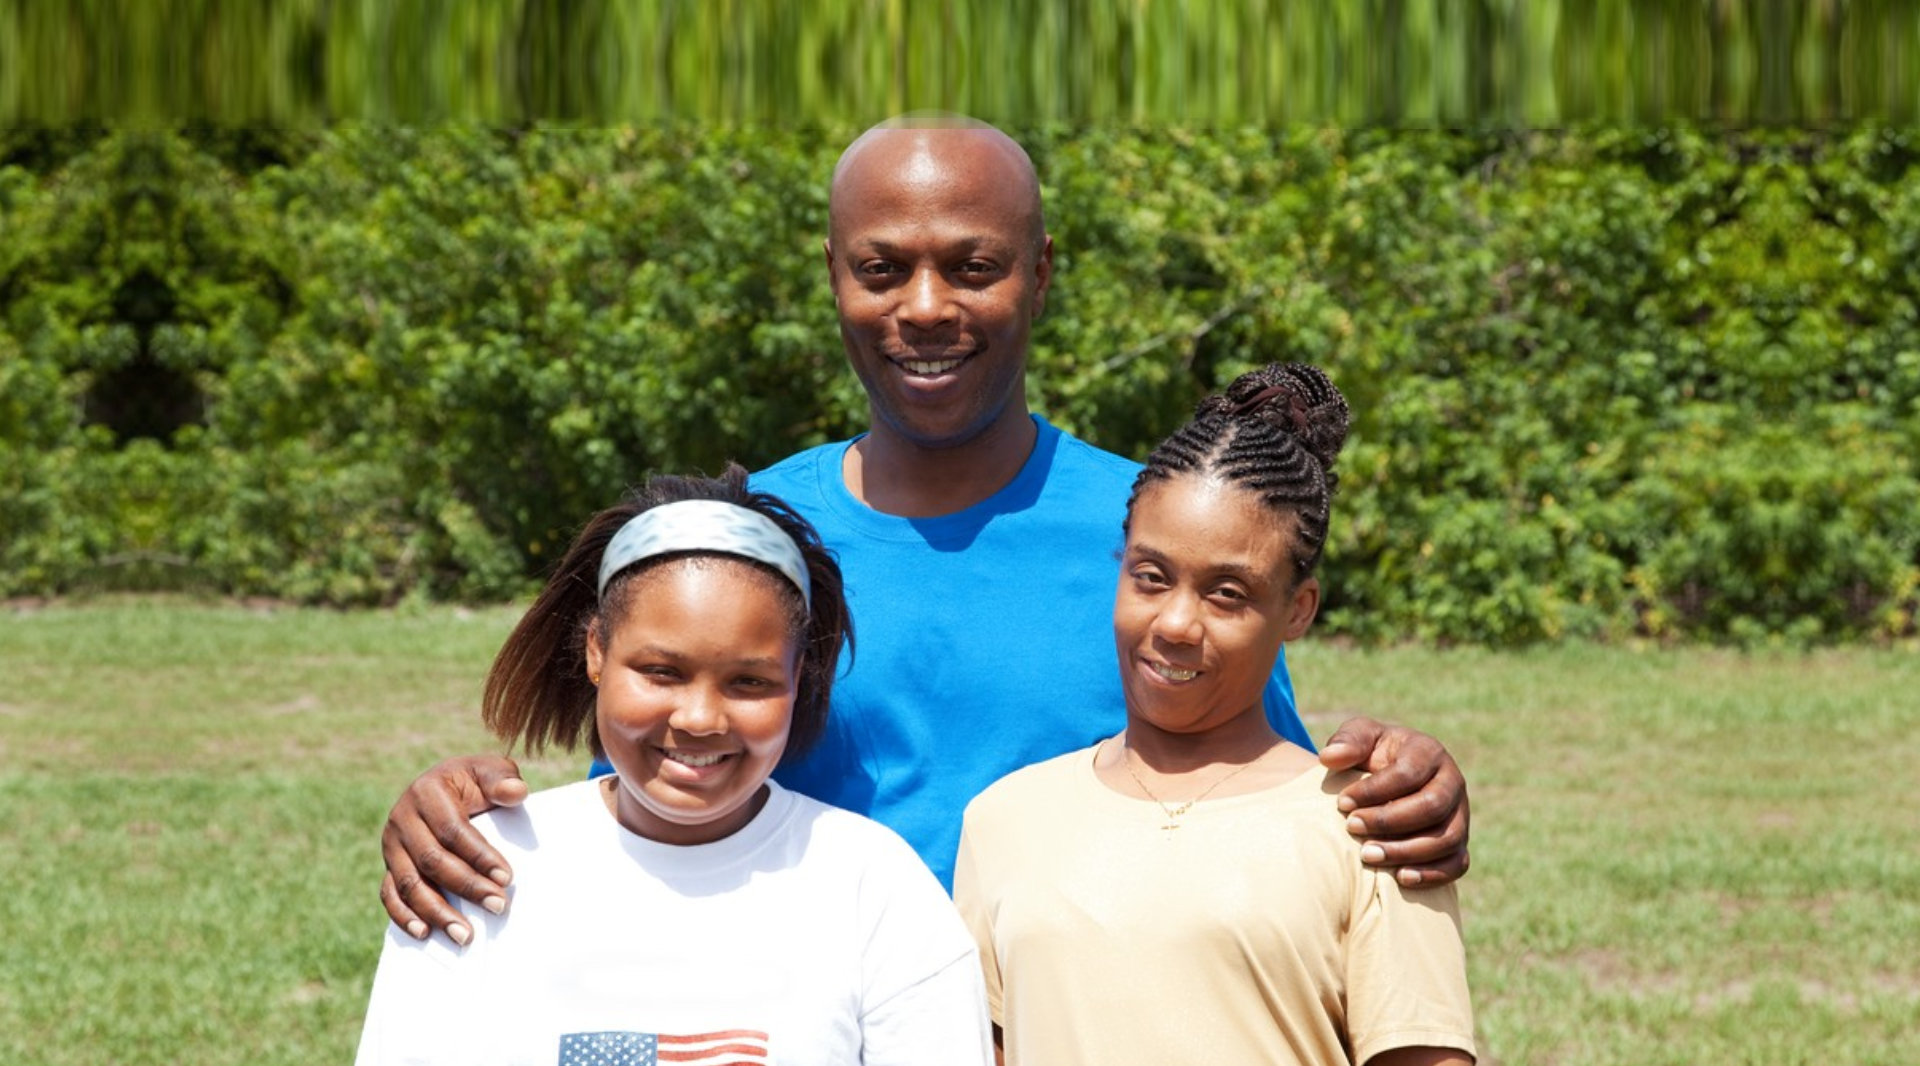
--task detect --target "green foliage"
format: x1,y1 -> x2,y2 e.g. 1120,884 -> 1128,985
2,127 -> 1917,643
2,0 -> 1913,125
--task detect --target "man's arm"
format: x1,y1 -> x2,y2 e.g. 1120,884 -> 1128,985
378,756 -> 528,944
1319,718 -> 1470,887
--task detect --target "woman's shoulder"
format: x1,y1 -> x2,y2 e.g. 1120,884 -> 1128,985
964,745 -> 1102,823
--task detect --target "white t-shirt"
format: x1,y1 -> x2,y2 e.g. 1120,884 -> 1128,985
356,780 -> 992,1066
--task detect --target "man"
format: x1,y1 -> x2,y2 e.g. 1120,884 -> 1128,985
380,118 -> 1468,946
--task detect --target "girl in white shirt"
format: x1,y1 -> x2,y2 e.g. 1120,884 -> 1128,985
357,466 -> 991,1066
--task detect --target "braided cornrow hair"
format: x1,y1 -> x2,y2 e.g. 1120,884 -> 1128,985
1128,363 -> 1351,577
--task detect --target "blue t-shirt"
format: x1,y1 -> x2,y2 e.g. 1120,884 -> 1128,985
596,416 -> 1309,887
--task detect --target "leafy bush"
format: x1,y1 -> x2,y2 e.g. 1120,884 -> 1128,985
2,127 -> 1915,644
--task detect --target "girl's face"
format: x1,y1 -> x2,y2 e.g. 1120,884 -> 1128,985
1114,476 -> 1319,735
587,559 -> 802,846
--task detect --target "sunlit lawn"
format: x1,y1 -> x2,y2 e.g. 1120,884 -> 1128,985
2,599 -> 1915,1065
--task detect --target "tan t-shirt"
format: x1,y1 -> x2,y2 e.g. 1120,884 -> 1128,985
953,745 -> 1476,1066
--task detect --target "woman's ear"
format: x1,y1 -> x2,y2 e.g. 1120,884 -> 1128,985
1282,576 -> 1320,642
584,618 -> 606,681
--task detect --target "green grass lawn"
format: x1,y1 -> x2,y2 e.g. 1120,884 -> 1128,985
3,599 -> 1916,1065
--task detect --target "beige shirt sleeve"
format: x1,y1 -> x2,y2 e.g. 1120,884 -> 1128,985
1345,871 -> 1477,1064
952,812 -> 1007,1027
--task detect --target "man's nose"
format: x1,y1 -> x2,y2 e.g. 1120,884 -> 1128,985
897,267 -> 954,330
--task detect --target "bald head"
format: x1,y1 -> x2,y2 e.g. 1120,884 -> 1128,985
830,119 -> 1046,255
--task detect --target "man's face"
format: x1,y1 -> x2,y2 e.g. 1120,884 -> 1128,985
826,132 -> 1053,452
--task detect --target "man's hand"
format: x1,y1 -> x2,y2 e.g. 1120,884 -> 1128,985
1319,717 -> 1470,887
379,755 -> 529,945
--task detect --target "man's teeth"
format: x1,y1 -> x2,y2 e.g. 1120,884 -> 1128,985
1152,664 -> 1198,682
903,358 -> 963,374
663,751 -> 725,767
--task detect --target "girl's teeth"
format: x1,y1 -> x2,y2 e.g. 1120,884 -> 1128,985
1152,664 -> 1198,682
664,751 -> 724,767
904,358 -> 961,374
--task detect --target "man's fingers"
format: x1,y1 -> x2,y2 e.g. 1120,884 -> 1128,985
1318,715 -> 1388,773
382,821 -> 483,943
485,774 -> 530,808
1336,756 -> 1448,827
1350,790 -> 1471,888
1374,845 -> 1472,889
378,872 -> 430,941
422,805 -> 515,891
474,757 -> 529,809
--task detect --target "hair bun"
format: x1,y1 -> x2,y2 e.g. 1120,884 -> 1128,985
1200,363 -> 1350,478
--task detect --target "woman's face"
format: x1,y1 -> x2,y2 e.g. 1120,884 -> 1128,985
587,559 -> 801,846
1114,476 -> 1319,735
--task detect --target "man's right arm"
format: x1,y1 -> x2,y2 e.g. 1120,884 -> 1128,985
379,756 -> 527,945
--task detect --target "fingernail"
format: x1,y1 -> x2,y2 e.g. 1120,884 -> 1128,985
405,920 -> 428,940
1397,867 -> 1423,887
489,868 -> 512,886
1336,795 -> 1357,813
1346,814 -> 1367,834
448,924 -> 471,947
1360,843 -> 1386,864
482,895 -> 506,915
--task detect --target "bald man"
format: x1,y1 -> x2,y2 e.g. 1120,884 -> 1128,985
380,119 -> 1470,946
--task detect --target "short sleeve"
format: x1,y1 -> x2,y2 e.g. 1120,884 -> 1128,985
855,827 -> 994,1065
950,814 -> 1005,1025
354,918 -> 486,1066
1344,872 -> 1478,1064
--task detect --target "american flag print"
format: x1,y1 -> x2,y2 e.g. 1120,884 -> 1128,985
556,1029 -> 770,1066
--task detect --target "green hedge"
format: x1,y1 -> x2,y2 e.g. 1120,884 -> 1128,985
2,127 -> 1917,644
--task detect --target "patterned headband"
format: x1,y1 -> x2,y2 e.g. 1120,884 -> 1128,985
596,499 -> 812,609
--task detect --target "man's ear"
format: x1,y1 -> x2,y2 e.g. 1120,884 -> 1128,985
1032,234 -> 1054,316
1282,575 -> 1320,642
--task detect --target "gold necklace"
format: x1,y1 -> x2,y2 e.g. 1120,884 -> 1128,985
1118,736 -> 1272,832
